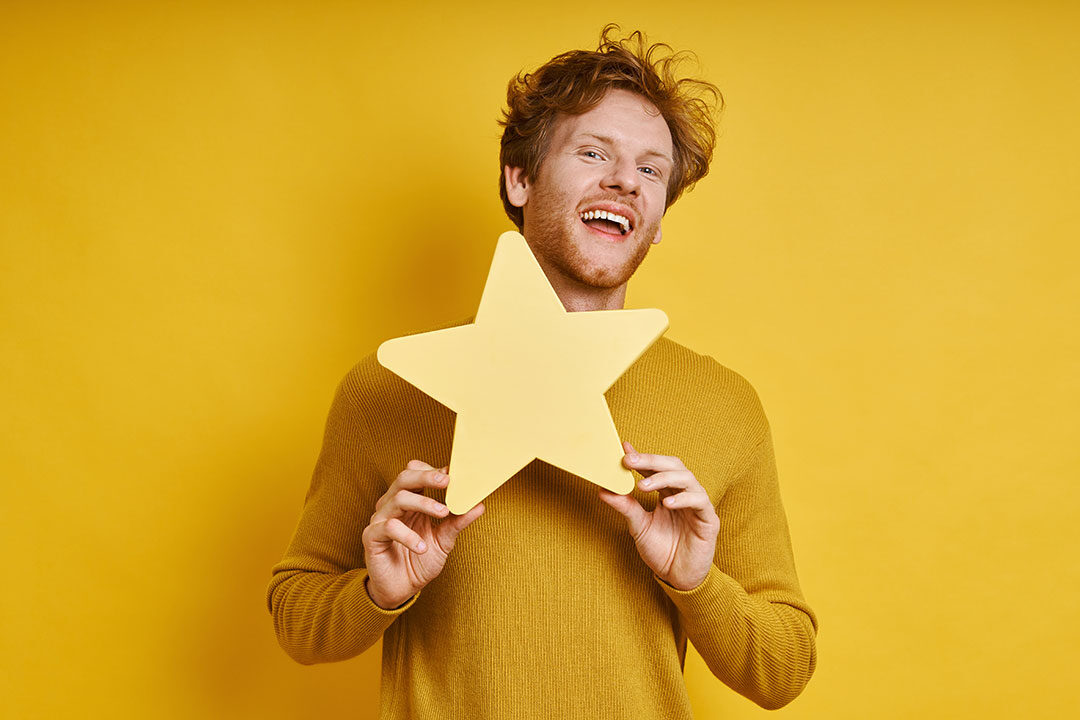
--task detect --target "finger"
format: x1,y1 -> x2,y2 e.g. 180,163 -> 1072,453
623,448 -> 688,474
637,469 -> 703,495
393,466 -> 449,492
598,489 -> 649,538
377,467 -> 449,510
621,441 -> 647,473
393,462 -> 447,490
374,489 -> 449,522
657,491 -> 717,521
434,502 -> 485,553
622,442 -> 657,479
366,517 -> 427,554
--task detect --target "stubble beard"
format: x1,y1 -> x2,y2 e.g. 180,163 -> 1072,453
525,184 -> 660,290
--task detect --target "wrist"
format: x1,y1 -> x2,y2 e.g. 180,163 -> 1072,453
364,575 -> 411,610
655,564 -> 717,596
658,566 -> 709,592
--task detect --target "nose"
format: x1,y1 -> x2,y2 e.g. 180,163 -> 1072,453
601,157 -> 640,197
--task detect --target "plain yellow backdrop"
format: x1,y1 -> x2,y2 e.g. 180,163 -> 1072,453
2,1 -> 1077,717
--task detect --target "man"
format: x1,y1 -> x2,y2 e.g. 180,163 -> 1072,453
268,26 -> 817,718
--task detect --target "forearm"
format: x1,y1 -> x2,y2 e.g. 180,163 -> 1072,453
660,566 -> 817,710
268,369 -> 409,664
268,566 -> 416,665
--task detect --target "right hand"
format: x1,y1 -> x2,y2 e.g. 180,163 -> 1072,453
362,459 -> 485,609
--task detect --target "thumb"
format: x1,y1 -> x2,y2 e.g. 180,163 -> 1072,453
598,489 -> 648,538
435,502 -> 485,553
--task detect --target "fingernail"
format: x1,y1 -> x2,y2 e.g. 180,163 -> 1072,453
639,479 -> 651,489
627,453 -> 639,462
416,540 -> 427,551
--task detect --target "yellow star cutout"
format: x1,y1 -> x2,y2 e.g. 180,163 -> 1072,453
377,231 -> 668,514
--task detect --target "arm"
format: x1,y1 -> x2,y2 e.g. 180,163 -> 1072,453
659,430 -> 817,710
600,430 -> 817,709
266,378 -> 401,664
265,377 -> 481,664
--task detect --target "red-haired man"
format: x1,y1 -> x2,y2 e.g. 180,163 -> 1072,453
270,27 -> 817,718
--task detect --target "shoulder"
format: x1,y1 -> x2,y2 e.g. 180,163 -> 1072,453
650,336 -> 756,387
336,314 -> 474,422
647,336 -> 768,427
623,336 -> 771,473
609,334 -> 774,492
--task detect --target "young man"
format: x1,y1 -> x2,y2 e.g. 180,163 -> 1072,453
268,27 -> 817,718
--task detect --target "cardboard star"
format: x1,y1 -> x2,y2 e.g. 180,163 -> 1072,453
377,231 -> 668,513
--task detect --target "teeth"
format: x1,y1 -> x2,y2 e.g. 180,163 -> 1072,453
579,209 -> 631,235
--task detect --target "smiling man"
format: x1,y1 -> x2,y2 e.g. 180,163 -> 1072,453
269,26 -> 818,719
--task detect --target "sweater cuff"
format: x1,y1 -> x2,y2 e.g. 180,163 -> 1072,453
654,565 -> 739,621
339,569 -> 420,641
360,573 -> 421,614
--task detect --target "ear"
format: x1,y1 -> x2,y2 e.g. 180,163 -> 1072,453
651,225 -> 663,245
503,165 -> 530,208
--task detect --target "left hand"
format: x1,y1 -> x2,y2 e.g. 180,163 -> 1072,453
598,441 -> 720,591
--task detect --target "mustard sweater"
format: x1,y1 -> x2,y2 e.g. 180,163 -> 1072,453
268,334 -> 817,718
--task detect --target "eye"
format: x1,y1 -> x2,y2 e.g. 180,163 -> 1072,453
581,149 -> 605,160
638,166 -> 662,178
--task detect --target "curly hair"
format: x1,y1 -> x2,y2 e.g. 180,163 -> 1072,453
498,24 -> 723,230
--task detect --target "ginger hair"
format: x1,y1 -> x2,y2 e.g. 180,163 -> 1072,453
498,24 -> 723,230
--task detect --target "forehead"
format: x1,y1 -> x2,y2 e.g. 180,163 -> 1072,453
552,88 -> 674,161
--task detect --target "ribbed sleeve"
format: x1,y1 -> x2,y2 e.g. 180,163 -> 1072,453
270,568 -> 419,664
659,566 -> 817,709
657,426 -> 817,709
267,376 -> 418,664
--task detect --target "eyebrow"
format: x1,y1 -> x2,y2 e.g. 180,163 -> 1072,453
577,132 -> 673,164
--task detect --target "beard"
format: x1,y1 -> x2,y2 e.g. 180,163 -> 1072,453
523,183 -> 660,290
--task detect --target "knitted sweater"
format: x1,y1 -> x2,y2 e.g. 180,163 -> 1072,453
267,334 -> 818,718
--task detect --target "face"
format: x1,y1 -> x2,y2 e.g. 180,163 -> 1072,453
505,88 -> 674,292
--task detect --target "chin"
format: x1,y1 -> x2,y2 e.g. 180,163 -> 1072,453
580,247 -> 651,289
568,259 -> 640,290
574,272 -> 624,290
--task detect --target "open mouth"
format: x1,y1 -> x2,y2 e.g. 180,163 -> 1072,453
579,208 -> 633,237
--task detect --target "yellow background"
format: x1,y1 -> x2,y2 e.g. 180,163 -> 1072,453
2,1 -> 1077,717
